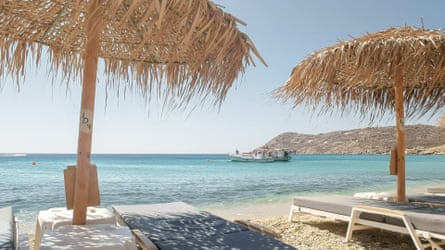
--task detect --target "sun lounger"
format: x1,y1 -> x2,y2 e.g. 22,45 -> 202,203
426,187 -> 445,195
113,202 -> 296,250
0,206 -> 16,250
289,196 -> 445,250
408,194 -> 445,207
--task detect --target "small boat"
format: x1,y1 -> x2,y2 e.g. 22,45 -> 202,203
228,150 -> 291,162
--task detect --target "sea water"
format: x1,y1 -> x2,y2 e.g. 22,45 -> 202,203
1,153 -> 444,229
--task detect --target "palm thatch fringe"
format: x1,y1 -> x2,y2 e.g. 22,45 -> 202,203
275,26 -> 445,120
0,0 -> 266,109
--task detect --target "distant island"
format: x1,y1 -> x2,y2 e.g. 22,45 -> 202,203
257,124 -> 445,155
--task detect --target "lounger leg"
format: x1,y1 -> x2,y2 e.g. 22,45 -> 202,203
13,217 -> 18,250
401,216 -> 424,250
345,208 -> 372,242
288,205 -> 297,222
345,208 -> 359,242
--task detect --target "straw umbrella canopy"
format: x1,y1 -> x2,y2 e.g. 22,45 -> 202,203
275,26 -> 445,202
0,0 -> 266,224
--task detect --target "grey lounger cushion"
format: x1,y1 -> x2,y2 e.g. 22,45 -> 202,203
408,194 -> 445,206
114,202 -> 296,250
0,207 -> 13,250
293,196 -> 445,235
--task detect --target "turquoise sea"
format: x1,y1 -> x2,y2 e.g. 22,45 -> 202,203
1,153 -> 444,230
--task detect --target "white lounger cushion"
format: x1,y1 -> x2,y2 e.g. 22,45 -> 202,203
0,207 -> 13,250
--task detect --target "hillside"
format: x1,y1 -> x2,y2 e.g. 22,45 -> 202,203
259,125 -> 445,154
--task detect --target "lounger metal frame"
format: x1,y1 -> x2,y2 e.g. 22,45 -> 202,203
288,204 -> 349,222
130,229 -> 158,250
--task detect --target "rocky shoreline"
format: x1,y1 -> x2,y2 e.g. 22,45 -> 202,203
406,144 -> 445,155
259,124 -> 445,155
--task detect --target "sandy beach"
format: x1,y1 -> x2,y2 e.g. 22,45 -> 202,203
209,201 -> 416,250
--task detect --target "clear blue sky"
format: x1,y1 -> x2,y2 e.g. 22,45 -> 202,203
1,0 -> 444,154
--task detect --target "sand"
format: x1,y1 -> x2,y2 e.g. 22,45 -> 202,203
251,215 -> 415,250
208,201 -> 416,250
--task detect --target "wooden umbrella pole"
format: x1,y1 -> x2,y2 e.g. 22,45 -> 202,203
394,62 -> 406,202
73,0 -> 101,225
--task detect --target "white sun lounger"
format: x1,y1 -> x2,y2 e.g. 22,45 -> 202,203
289,196 -> 445,250
408,194 -> 445,208
426,187 -> 445,195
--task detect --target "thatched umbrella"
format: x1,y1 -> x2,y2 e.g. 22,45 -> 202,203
0,0 -> 265,224
275,26 -> 445,202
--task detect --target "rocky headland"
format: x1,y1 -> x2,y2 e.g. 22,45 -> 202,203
258,124 -> 445,154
